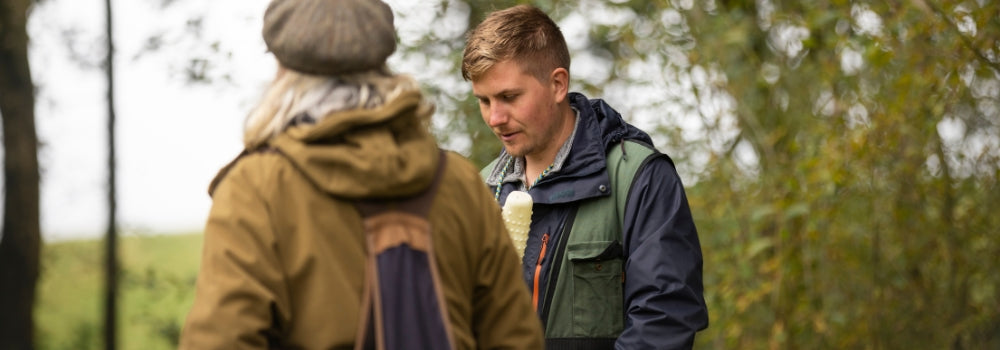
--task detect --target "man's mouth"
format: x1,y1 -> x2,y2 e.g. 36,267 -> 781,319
498,131 -> 519,142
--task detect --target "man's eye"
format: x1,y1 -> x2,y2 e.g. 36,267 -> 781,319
502,94 -> 516,101
479,98 -> 491,106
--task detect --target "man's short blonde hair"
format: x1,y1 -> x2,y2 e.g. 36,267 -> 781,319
461,5 -> 570,82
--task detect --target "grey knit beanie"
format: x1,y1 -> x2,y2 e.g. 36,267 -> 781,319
262,0 -> 396,75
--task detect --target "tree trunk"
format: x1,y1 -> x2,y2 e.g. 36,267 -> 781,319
0,0 -> 41,349
103,0 -> 119,349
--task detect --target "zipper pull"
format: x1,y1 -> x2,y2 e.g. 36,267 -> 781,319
532,233 -> 550,311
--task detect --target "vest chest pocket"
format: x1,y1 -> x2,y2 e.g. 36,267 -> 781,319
566,240 -> 624,337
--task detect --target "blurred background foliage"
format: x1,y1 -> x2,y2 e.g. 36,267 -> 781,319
25,0 -> 1000,348
397,0 -> 1000,348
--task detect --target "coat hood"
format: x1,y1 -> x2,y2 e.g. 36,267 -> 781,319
568,92 -> 652,152
259,90 -> 439,199
488,92 -> 653,205
533,92 -> 653,203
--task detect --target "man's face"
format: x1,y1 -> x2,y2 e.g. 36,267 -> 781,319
472,60 -> 563,159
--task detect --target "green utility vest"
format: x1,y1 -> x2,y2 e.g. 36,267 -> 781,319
483,140 -> 659,348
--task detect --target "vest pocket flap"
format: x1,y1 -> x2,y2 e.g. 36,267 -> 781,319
567,240 -> 623,262
565,240 -> 625,337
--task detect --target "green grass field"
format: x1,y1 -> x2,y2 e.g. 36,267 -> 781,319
35,233 -> 204,350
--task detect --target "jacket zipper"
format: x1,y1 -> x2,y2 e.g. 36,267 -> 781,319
538,208 -> 577,327
532,233 -> 550,311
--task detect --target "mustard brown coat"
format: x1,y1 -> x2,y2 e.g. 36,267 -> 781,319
179,91 -> 543,349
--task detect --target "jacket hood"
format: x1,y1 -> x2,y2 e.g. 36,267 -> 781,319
266,90 -> 440,199
568,92 -> 652,150
489,92 -> 653,205
549,93 -> 651,181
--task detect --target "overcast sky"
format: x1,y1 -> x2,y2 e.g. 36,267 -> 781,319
28,0 -> 281,240
24,0 -> 474,241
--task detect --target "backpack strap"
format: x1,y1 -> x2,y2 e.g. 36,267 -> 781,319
606,140 -> 664,233
353,151 -> 454,350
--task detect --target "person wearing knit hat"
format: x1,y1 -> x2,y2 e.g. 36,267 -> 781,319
179,0 -> 544,349
261,0 -> 396,76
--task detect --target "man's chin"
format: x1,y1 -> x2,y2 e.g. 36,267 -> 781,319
503,146 -> 525,157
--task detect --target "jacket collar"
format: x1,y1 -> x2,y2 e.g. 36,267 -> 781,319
496,92 -> 653,205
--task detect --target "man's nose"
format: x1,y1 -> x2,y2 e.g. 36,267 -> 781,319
487,104 -> 507,127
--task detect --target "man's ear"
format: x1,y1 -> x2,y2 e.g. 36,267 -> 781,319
550,67 -> 569,103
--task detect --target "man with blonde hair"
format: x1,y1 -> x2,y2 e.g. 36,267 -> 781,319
463,5 -> 708,349
179,0 -> 543,349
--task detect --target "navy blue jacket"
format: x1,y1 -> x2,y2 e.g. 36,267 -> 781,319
487,92 -> 708,349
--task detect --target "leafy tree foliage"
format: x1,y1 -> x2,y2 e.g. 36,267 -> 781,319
401,0 -> 1000,348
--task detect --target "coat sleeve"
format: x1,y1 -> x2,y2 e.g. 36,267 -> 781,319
462,159 -> 545,350
179,162 -> 288,350
617,155 -> 708,350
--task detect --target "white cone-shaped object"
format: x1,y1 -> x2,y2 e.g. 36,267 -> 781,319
501,191 -> 533,260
